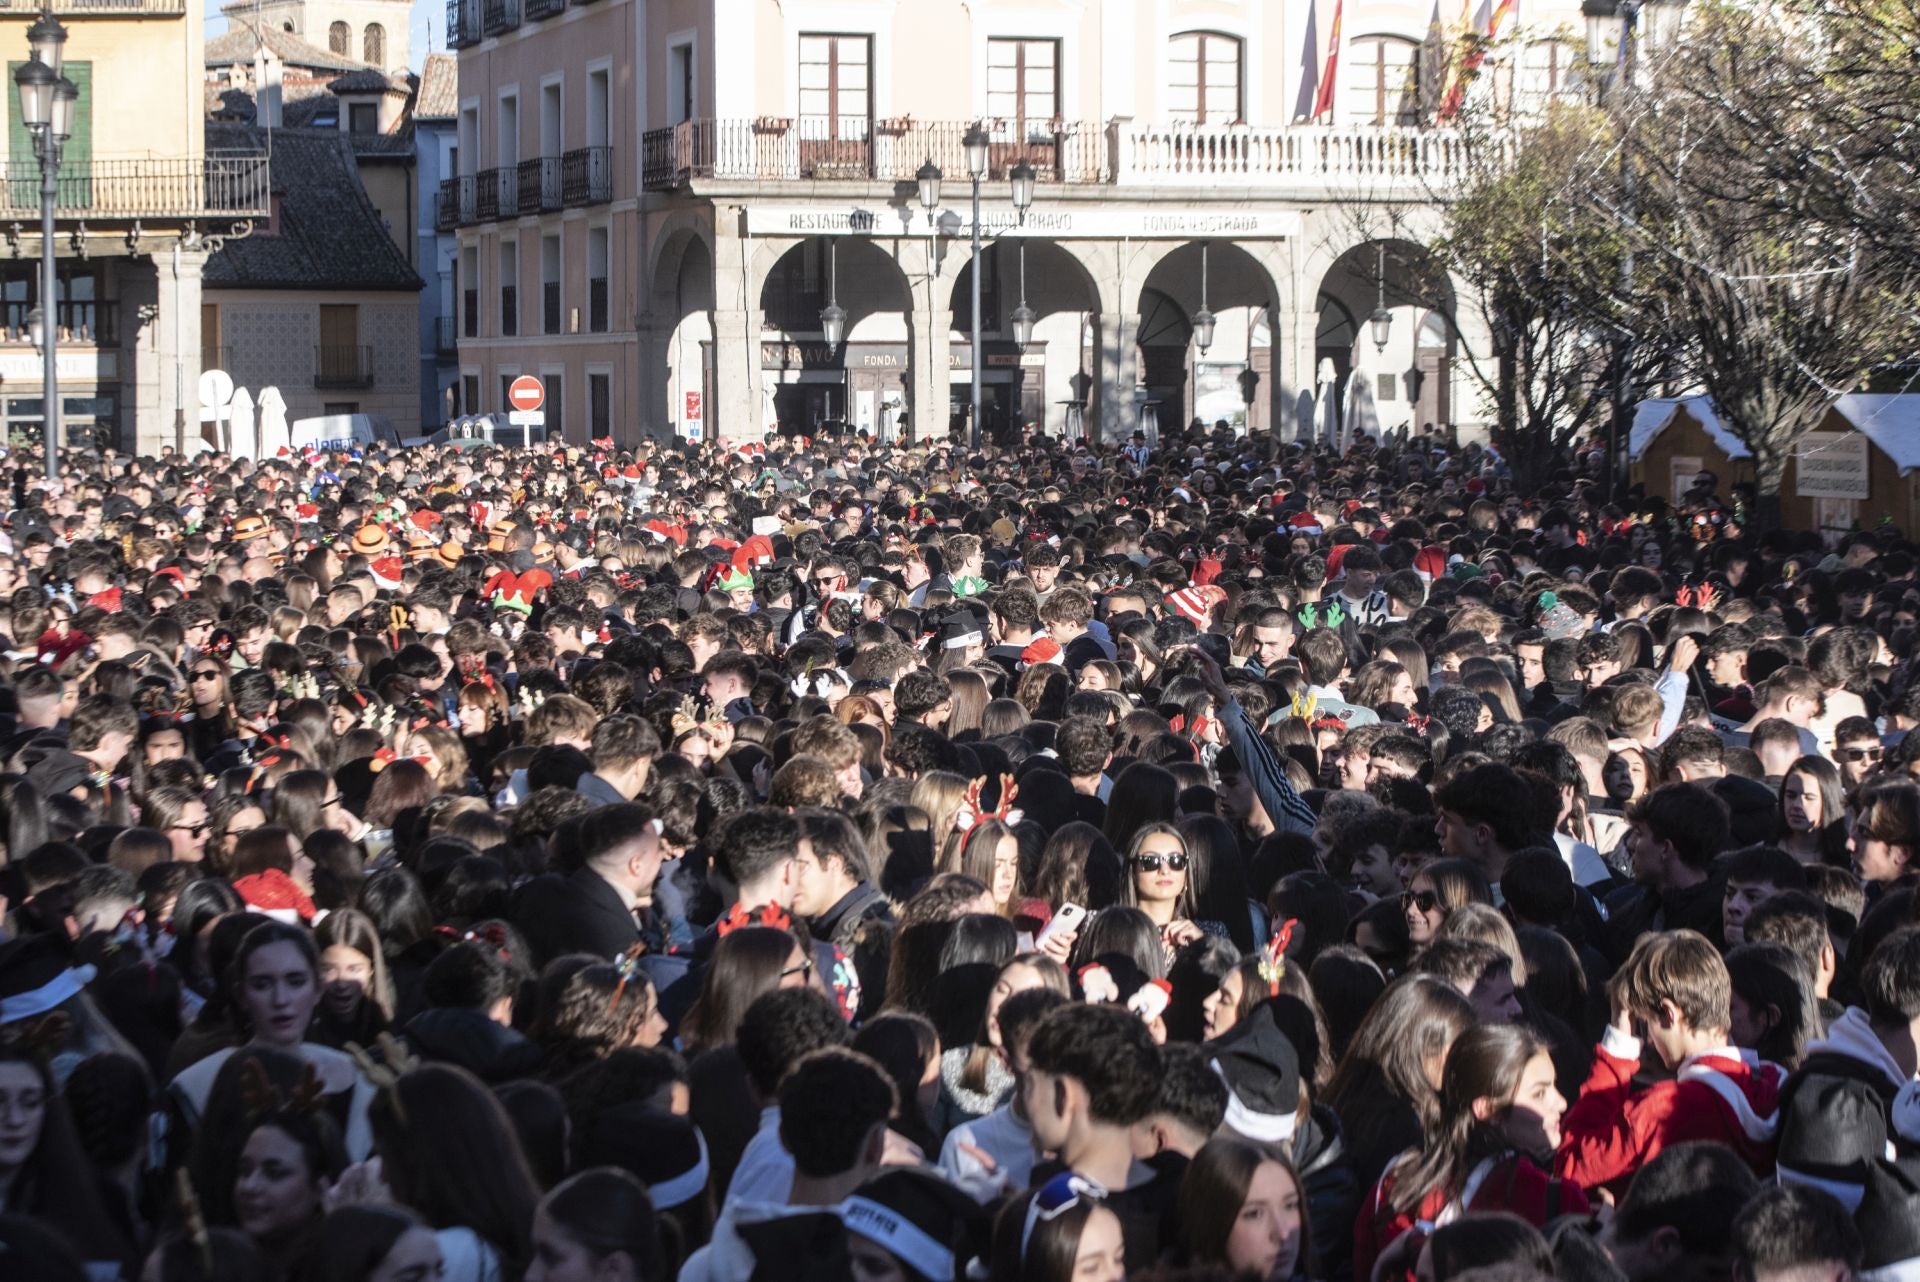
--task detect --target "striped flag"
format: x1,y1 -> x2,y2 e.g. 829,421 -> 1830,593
1311,0 -> 1344,119
1440,0 -> 1517,119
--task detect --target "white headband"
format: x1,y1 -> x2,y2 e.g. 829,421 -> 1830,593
0,964 -> 95,1024
647,1129 -> 710,1211
842,1196 -> 954,1282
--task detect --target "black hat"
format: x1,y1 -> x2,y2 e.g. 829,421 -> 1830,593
843,1167 -> 986,1282
1775,1076 -> 1889,1211
1857,1157 -> 1920,1275
0,934 -> 92,1026
938,613 -> 985,652
576,1105 -> 710,1211
23,747 -> 93,800
1209,1001 -> 1304,1145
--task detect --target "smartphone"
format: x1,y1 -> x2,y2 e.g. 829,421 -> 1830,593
1036,903 -> 1087,948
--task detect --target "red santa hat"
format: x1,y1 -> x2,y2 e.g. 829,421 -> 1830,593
732,534 -> 777,573
370,556 -> 405,591
1413,544 -> 1449,582
1020,637 -> 1062,666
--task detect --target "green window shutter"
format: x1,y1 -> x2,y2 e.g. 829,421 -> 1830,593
8,61 -> 90,210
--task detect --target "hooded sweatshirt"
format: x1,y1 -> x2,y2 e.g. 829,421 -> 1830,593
1555,1025 -> 1785,1196
1776,1006 -> 1920,1196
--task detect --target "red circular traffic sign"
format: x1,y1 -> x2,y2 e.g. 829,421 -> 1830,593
508,375 -> 545,412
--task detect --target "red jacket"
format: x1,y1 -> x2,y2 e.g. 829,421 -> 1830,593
1356,1153 -> 1589,1282
1554,1029 -> 1784,1197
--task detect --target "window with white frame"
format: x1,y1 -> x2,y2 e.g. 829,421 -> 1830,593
798,34 -> 871,141
1168,32 -> 1243,124
987,38 -> 1059,135
1346,36 -> 1423,125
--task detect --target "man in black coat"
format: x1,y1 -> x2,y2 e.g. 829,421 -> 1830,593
511,801 -> 665,967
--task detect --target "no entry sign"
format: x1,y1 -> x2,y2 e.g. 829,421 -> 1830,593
507,375 -> 545,412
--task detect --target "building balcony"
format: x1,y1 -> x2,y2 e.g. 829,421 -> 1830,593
481,0 -> 519,36
518,156 -> 561,213
0,302 -> 117,347
640,118 -> 1474,197
5,0 -> 188,14
435,178 -> 458,231
0,155 -> 267,221
446,0 -> 480,47
525,0 -> 564,18
315,344 -> 375,389
561,146 -> 611,206
434,316 -> 458,358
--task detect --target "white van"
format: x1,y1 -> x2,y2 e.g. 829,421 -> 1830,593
289,413 -> 405,453
426,415 -> 552,450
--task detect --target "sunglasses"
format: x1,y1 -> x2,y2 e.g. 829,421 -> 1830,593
191,670 -> 222,682
1131,852 -> 1189,873
1402,889 -> 1440,913
1838,746 -> 1883,763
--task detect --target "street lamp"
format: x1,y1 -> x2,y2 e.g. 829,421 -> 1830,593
819,239 -> 846,348
916,158 -> 942,213
916,161 -> 942,447
1009,158 -> 1035,353
1370,243 -> 1393,352
1191,243 -> 1216,356
15,10 -> 72,481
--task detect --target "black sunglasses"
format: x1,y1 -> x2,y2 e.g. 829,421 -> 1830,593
1131,852 -> 1189,873
1838,747 -> 1883,763
1401,889 -> 1440,913
191,670 -> 222,681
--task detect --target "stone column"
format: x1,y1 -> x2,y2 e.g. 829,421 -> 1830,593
710,306 -> 763,445
1277,308 -> 1320,444
1090,310 -> 1138,444
130,245 -> 209,457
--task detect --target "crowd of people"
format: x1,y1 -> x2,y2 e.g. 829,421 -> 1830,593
0,421 -> 1916,1282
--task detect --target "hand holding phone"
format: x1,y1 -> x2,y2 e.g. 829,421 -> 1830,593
1036,902 -> 1086,951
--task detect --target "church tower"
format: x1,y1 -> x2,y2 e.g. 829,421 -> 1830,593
222,0 -> 413,70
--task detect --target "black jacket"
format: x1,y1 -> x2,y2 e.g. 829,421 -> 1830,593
404,1006 -> 545,1083
511,866 -> 640,968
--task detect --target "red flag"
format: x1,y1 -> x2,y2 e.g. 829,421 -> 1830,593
1311,0 -> 1344,119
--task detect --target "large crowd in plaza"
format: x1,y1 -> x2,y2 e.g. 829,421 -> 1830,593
0,416 -> 1916,1282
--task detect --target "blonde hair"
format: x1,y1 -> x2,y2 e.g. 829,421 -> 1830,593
911,771 -> 972,848
1438,903 -> 1529,986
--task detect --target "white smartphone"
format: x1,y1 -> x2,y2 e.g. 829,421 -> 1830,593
1036,903 -> 1087,948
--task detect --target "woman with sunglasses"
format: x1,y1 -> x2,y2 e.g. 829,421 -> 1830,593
991,1171 -> 1125,1282
1852,779 -> 1920,886
186,660 -> 237,759
1118,823 -> 1216,956
1401,859 -> 1492,948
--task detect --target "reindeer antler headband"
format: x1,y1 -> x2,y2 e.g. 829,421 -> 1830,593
954,773 -> 1022,832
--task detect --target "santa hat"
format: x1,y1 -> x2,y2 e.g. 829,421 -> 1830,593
370,557 -> 405,591
1020,636 -> 1062,666
1323,544 -> 1353,581
1412,545 -> 1449,582
1209,1002 -> 1305,1145
732,534 -> 777,573
1166,588 -> 1209,626
1286,510 -> 1323,535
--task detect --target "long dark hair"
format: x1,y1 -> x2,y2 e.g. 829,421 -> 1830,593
303,1206 -> 424,1282
1102,762 -> 1178,850
1179,1138 -> 1314,1278
540,1168 -> 663,1282
677,927 -> 799,1055
1387,1023 -> 1550,1214
1178,814 -> 1256,952
368,1063 -> 539,1268
0,1043 -> 133,1269
1324,975 -> 1476,1175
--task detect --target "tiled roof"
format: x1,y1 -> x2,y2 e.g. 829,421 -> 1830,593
416,53 -> 458,121
205,18 -> 368,74
204,124 -> 423,293
327,68 -> 409,95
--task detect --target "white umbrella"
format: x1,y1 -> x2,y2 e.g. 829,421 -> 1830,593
1345,372 -> 1381,453
1316,358 -> 1340,447
227,386 -> 256,460
256,386 -> 289,458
